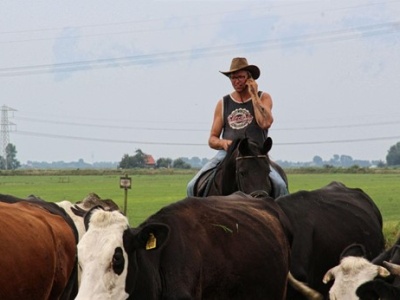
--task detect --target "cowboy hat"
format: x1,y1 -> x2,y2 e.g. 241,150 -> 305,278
220,57 -> 260,80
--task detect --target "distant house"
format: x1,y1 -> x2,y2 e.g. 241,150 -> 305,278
144,154 -> 156,168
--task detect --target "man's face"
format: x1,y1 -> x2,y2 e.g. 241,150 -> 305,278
230,70 -> 250,92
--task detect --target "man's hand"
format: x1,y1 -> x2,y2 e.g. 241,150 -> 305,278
221,139 -> 232,151
246,78 -> 258,96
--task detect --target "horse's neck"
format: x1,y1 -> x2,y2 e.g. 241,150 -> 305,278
219,151 -> 237,173
214,152 -> 237,193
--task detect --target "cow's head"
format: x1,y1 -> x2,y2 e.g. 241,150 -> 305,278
323,256 -> 390,300
75,208 -> 130,300
75,208 -> 170,300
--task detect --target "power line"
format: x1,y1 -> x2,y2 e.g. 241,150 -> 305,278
14,130 -> 206,146
14,115 -> 400,132
274,120 -> 400,131
0,21 -> 399,77
15,116 -> 208,131
275,135 -> 400,145
14,130 -> 400,147
1,1 -> 397,37
5,6 -> 400,45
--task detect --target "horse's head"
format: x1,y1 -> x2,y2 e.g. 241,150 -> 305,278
234,137 -> 273,195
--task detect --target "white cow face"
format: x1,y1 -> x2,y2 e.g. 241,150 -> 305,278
323,256 -> 390,300
75,209 -> 130,300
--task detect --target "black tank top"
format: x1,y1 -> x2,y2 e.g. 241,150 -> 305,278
221,92 -> 268,144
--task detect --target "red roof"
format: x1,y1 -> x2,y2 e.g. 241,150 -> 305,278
145,155 -> 156,165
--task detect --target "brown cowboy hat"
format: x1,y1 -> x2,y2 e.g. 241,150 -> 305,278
220,57 -> 260,80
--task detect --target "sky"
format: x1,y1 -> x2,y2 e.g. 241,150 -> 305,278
1,0 -> 400,165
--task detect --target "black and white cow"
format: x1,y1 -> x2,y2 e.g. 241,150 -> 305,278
323,256 -> 390,299
275,181 -> 385,299
56,192 -> 120,240
76,193 -> 295,300
356,261 -> 400,299
324,238 -> 400,299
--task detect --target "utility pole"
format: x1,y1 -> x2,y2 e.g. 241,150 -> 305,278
0,105 -> 16,170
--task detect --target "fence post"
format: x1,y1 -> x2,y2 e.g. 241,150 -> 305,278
119,174 -> 131,215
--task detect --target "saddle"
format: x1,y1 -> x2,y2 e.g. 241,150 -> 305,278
193,167 -> 217,197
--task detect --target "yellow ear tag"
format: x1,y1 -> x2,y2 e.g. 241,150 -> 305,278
146,233 -> 156,250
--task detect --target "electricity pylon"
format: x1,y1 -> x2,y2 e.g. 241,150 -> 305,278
1,105 -> 17,169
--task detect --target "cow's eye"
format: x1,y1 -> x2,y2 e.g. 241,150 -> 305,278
112,247 -> 125,275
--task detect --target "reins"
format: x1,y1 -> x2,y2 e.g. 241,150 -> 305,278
236,155 -> 268,160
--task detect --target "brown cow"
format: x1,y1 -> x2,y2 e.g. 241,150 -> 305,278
0,196 -> 78,300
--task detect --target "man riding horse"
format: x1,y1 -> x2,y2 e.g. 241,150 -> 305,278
187,57 -> 288,198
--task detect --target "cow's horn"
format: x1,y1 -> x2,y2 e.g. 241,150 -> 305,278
288,272 -> 323,300
383,261 -> 400,276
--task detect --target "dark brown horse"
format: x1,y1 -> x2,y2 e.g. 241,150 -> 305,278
194,137 -> 288,197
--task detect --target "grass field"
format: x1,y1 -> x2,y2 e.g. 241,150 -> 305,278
1,171 -> 400,244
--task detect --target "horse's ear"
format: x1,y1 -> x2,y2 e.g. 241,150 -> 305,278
238,138 -> 251,155
263,137 -> 273,153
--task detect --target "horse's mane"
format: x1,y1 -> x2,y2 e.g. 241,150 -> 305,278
211,138 -> 243,174
225,138 -> 244,159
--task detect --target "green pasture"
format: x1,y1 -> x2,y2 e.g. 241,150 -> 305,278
1,171 -> 400,245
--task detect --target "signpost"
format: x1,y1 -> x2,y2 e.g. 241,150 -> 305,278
119,174 -> 131,215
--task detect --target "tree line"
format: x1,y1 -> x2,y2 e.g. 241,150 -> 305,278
118,149 -> 192,169
2,141 -> 400,170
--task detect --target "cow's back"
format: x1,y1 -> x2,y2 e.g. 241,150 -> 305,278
276,181 -> 385,298
0,201 -> 77,300
130,195 -> 292,299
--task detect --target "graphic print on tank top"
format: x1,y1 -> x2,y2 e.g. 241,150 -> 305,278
227,108 -> 253,130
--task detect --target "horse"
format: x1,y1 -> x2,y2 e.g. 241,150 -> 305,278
193,137 -> 288,198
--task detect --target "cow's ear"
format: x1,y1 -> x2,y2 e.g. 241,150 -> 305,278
340,243 -> 367,260
322,266 -> 338,284
263,137 -> 272,154
129,223 -> 170,252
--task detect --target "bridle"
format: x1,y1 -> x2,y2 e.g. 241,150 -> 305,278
236,155 -> 268,160
235,154 -> 271,195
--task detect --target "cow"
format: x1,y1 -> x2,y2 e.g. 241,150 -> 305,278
323,256 -> 390,299
356,240 -> 400,299
323,238 -> 400,299
56,192 -> 121,240
76,192 -> 294,300
0,194 -> 79,300
356,261 -> 400,299
275,181 -> 385,299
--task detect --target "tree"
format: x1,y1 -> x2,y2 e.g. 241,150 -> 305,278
131,149 -> 147,168
0,143 -> 20,170
156,157 -> 172,168
376,160 -> 386,168
329,154 -> 340,166
118,154 -> 134,169
312,155 -> 323,166
118,149 -> 147,169
188,156 -> 202,168
340,155 -> 353,167
173,158 -> 191,169
386,142 -> 400,166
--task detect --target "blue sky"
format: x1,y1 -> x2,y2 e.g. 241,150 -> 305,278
1,0 -> 400,164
